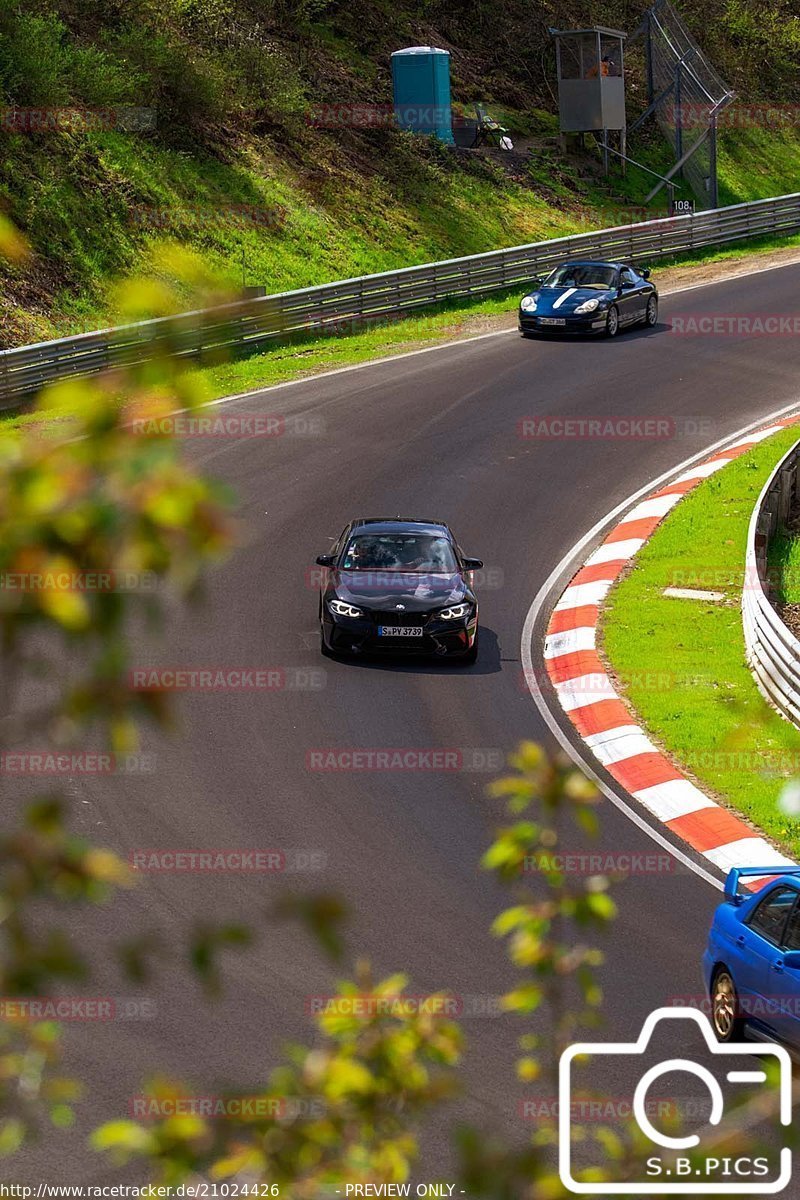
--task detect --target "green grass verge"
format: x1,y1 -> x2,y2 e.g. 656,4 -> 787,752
7,115 -> 800,348
181,230 -> 800,405
194,290 -> 517,402
5,231 -> 800,432
0,124 -> 659,345
656,230 -> 800,271
602,426 -> 800,859
1,288 -> 519,429
769,526 -> 800,606
716,126 -> 800,209
5,0 -> 800,347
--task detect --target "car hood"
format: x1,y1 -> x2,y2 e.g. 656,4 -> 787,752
332,570 -> 469,611
526,286 -> 615,315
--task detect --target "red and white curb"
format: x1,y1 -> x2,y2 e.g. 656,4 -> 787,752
544,417 -> 800,887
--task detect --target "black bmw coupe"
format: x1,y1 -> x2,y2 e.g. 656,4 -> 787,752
315,518 -> 482,662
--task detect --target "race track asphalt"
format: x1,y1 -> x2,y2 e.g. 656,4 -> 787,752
12,261 -> 800,1181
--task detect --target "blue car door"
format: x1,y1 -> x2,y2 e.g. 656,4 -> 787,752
767,895 -> 800,1047
618,266 -> 643,325
732,885 -> 797,1032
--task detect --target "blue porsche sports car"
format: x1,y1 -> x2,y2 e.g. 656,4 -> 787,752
518,259 -> 658,338
703,866 -> 800,1048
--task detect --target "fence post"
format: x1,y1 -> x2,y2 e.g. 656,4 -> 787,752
708,113 -> 718,210
778,468 -> 794,530
755,512 -> 770,581
645,13 -> 654,105
673,62 -> 682,165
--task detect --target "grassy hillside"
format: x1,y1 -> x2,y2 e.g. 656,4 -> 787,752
1,0 -> 799,346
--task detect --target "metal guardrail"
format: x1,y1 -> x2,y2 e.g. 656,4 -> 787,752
3,190 -> 800,409
743,437 -> 800,728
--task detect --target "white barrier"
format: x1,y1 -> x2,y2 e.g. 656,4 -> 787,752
743,437 -> 800,727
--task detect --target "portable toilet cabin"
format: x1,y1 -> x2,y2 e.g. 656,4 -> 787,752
391,46 -> 454,144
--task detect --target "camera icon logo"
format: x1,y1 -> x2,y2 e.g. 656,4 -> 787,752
558,1007 -> 792,1194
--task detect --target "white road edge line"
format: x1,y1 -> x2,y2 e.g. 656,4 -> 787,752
520,397 -> 800,894
187,252 -> 800,892
116,249 -> 800,888
177,251 -> 800,414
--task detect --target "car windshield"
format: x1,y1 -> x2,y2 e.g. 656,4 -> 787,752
544,264 -> 617,290
342,534 -> 458,573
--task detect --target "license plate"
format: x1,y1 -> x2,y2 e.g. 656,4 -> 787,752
539,317 -> 566,326
378,626 -> 423,637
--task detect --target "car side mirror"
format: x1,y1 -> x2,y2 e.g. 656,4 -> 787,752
783,950 -> 800,970
316,554 -> 335,568
463,557 -> 483,570
641,268 -> 651,280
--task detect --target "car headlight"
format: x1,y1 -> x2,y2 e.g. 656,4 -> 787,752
520,295 -> 538,312
328,599 -> 363,618
575,298 -> 600,314
438,603 -> 471,620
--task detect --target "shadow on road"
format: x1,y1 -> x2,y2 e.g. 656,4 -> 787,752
325,625 -> 502,676
519,321 -> 664,344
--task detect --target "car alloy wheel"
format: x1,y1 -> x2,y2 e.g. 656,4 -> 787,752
605,305 -> 620,338
711,969 -> 741,1041
645,296 -> 658,327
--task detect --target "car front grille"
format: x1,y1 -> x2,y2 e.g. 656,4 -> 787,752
369,610 -> 430,626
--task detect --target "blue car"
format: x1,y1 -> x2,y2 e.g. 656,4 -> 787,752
703,866 -> 800,1048
518,259 -> 658,338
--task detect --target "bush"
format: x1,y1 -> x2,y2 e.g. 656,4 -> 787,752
0,7 -> 146,107
0,10 -> 71,105
110,27 -> 229,132
720,0 -> 800,101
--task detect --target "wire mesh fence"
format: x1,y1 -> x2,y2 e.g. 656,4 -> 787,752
645,0 -> 733,206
